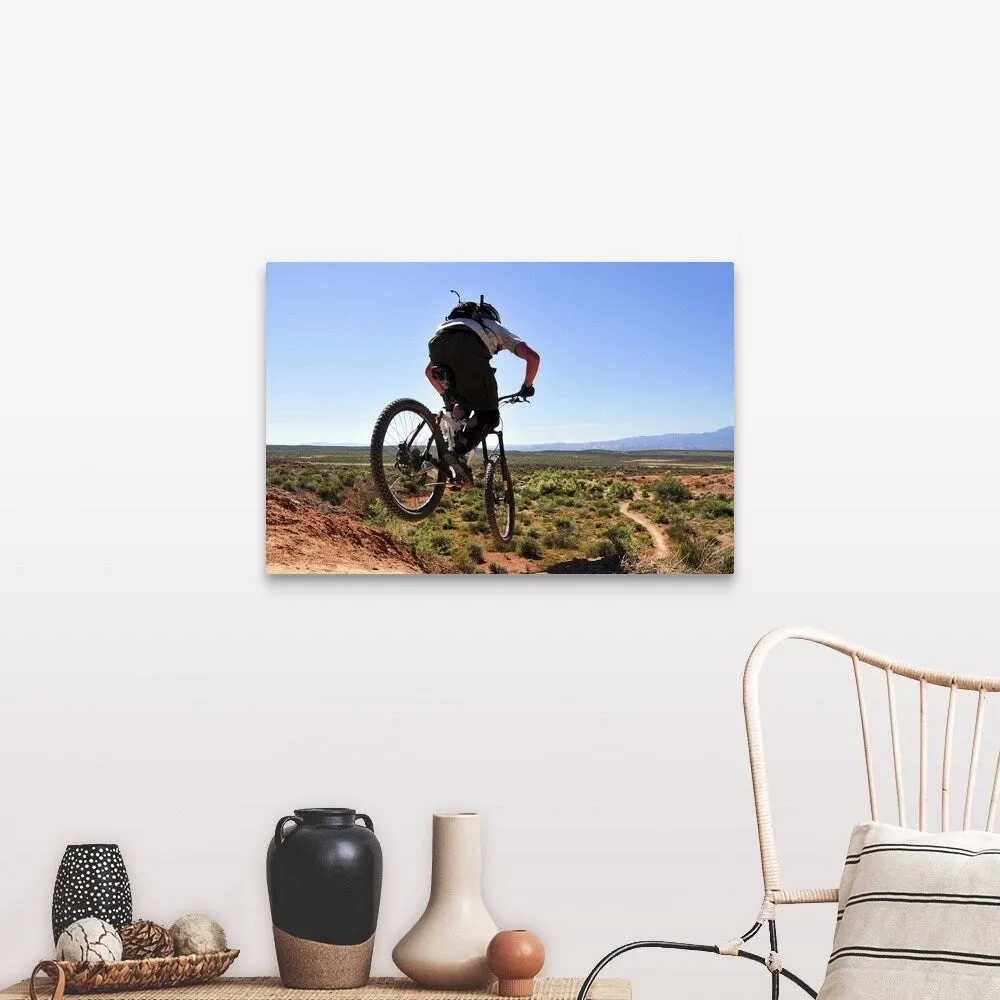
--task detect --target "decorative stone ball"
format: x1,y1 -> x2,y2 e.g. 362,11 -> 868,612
169,914 -> 227,955
55,917 -> 124,963
487,929 -> 545,997
120,920 -> 174,960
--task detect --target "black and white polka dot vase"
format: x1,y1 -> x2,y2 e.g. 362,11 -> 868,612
51,844 -> 133,944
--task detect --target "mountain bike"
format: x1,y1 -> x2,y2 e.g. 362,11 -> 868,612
369,389 -> 528,547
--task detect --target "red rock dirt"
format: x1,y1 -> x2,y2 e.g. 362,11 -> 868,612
266,489 -> 426,575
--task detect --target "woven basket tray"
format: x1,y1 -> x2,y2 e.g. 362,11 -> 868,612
30,951 -> 239,997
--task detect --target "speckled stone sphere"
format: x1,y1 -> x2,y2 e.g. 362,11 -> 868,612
169,914 -> 227,955
56,917 -> 124,963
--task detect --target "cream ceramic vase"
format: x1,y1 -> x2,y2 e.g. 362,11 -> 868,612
392,813 -> 499,988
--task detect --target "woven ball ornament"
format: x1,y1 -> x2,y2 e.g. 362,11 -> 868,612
120,919 -> 174,959
55,917 -> 123,963
170,914 -> 227,955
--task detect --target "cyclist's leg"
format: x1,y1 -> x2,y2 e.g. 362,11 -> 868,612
430,332 -> 498,455
453,362 -> 499,455
457,408 -> 500,453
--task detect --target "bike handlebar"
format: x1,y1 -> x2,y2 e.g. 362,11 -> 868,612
498,393 -> 530,405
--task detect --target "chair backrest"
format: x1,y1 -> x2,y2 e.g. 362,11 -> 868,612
743,626 -> 1000,907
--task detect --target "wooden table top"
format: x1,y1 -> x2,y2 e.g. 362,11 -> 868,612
2,976 -> 630,1000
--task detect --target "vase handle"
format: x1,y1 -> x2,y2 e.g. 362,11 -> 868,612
274,815 -> 302,845
30,962 -> 65,1000
356,813 -> 374,831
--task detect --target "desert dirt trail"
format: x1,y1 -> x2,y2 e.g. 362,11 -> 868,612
619,500 -> 669,557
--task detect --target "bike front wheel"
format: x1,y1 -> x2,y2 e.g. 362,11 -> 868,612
484,458 -> 515,546
370,398 -> 447,521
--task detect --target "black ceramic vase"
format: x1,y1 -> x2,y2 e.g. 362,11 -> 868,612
267,808 -> 382,989
52,844 -> 133,944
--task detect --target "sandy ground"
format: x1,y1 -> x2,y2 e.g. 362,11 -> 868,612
265,489 -> 426,575
619,500 -> 670,556
481,549 -> 538,573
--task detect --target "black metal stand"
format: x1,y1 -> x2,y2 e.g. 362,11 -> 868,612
575,920 -> 818,1000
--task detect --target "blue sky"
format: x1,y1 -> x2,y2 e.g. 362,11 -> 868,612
266,263 -> 733,446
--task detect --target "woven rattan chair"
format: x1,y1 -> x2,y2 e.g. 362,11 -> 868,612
577,625 -> 1000,1000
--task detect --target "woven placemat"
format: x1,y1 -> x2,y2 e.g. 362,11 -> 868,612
1,977 -> 629,1000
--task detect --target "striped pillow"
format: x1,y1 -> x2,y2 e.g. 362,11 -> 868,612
818,821 -> 1000,999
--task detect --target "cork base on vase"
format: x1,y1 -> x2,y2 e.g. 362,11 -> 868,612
496,976 -> 537,997
273,926 -> 375,989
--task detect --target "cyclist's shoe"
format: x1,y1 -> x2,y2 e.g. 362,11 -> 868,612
446,451 -> 474,487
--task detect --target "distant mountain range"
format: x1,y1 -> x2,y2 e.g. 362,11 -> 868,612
512,426 -> 734,452
294,425 -> 734,452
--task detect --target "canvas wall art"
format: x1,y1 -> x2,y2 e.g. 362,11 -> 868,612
265,262 -> 734,575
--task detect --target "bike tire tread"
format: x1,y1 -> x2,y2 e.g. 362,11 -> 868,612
370,398 -> 447,522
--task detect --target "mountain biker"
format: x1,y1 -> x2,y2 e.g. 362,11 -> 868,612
425,297 -> 540,485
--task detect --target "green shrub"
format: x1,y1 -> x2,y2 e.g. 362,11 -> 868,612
589,538 -> 617,559
654,476 -> 691,503
604,525 -> 638,563
553,517 -> 576,548
467,542 -> 485,564
429,533 -> 452,555
488,562 -> 509,574
453,549 -> 478,573
666,514 -> 694,540
519,537 -> 543,559
677,535 -> 732,573
365,499 -> 391,527
700,498 -> 734,518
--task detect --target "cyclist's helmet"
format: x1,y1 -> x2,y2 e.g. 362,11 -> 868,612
479,301 -> 501,324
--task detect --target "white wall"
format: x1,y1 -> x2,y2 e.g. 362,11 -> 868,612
2,3 -> 998,997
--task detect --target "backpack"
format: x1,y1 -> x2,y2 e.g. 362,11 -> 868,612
447,301 -> 481,321
447,300 -> 501,324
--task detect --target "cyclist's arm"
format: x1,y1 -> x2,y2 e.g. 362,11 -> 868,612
514,341 -> 540,387
425,362 -> 445,396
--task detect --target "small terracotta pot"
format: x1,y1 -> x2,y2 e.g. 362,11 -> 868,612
487,929 -> 545,997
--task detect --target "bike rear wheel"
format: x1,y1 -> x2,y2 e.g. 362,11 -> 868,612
370,398 -> 447,520
484,457 -> 515,546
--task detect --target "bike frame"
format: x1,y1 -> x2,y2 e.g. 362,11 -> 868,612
372,391 -> 527,528
478,393 -> 521,470
430,391 -> 524,478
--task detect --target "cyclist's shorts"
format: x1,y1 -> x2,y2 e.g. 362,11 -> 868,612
428,329 -> 499,411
